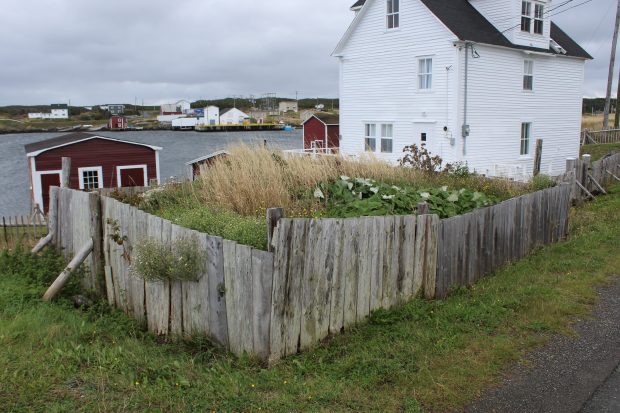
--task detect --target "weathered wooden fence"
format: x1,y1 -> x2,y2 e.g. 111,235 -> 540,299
435,184 -> 571,298
0,213 -> 47,249
48,187 -> 104,294
268,215 -> 438,360
101,196 -> 273,359
41,150 -> 620,362
581,128 -> 620,145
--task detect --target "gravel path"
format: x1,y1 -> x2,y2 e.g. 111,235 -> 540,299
465,277 -> 620,413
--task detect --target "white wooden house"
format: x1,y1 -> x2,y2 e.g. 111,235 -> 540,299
335,0 -> 591,179
219,108 -> 250,125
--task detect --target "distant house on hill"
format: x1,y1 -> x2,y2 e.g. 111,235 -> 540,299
335,0 -> 592,180
25,133 -> 161,213
28,104 -> 69,120
160,100 -> 191,115
302,113 -> 340,153
279,101 -> 299,113
219,108 -> 250,125
108,104 -> 125,116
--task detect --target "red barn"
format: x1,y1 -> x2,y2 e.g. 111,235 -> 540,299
302,113 -> 340,153
186,150 -> 229,181
25,133 -> 161,213
108,116 -> 128,130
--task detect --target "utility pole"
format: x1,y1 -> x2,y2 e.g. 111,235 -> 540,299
604,0 -> 620,129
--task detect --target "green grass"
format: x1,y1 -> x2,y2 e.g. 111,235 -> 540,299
2,184 -> 620,412
581,143 -> 620,161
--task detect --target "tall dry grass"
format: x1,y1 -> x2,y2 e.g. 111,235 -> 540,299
198,145 -> 427,215
582,114 -> 615,131
197,144 -> 527,216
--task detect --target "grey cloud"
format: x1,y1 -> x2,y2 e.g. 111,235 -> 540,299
0,0 -> 613,104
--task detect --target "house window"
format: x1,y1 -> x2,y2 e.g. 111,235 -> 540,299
520,123 -> 532,156
387,0 -> 399,29
534,4 -> 544,34
381,124 -> 394,153
523,60 -> 534,90
418,58 -> 433,90
521,1 -> 532,32
365,123 -> 377,152
78,167 -> 103,190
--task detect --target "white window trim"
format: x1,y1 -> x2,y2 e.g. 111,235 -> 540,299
523,59 -> 534,92
386,0 -> 400,31
418,57 -> 433,91
364,123 -> 377,152
380,124 -> 394,153
520,122 -> 533,159
78,166 -> 104,190
116,164 -> 148,188
34,169 -> 63,212
521,1 -> 545,36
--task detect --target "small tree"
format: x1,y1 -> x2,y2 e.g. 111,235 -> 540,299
399,144 -> 444,173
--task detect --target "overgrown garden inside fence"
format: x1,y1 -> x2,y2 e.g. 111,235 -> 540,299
36,149 -> 620,363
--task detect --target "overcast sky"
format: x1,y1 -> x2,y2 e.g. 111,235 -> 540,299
0,0 -> 614,106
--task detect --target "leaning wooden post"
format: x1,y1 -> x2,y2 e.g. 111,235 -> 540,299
533,139 -> 543,176
266,208 -> 284,253
43,238 -> 94,301
61,157 -> 71,188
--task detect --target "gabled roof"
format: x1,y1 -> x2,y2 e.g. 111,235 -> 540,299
220,108 -> 249,117
341,0 -> 591,59
303,113 -> 340,126
351,0 -> 365,10
186,150 -> 230,165
25,132 -> 162,157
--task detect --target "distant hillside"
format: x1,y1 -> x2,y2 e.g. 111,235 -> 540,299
191,97 -> 339,111
583,98 -> 615,114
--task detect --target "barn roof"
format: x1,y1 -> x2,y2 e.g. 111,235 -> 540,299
342,0 -> 591,59
25,132 -> 162,157
303,113 -> 340,126
186,150 -> 230,165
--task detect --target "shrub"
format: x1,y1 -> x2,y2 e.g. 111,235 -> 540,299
317,176 -> 497,219
529,174 -> 556,191
131,236 -> 206,282
399,144 -> 444,173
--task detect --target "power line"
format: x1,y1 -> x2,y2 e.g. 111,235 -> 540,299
493,0 -> 575,24
499,0 -> 594,35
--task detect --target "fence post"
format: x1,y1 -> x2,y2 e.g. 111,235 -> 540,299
61,157 -> 71,188
2,217 -> 7,247
417,202 -> 429,215
533,139 -> 543,176
266,208 -> 284,253
566,158 -> 578,202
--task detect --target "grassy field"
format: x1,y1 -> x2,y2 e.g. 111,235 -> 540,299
582,113 -> 616,130
581,143 -> 620,161
2,183 -> 619,412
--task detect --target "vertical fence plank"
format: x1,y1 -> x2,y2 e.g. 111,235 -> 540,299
181,230 -> 209,337
342,219 -> 360,329
145,214 -> 168,335
400,215 -> 418,302
206,235 -> 228,347
328,219 -> 345,335
128,208 -> 146,327
252,249 -> 274,360
356,217 -> 372,322
285,219 -> 307,356
269,219 -> 292,362
370,217 -> 385,312
169,225 -> 185,336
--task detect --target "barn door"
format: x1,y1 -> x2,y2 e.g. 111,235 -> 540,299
40,173 -> 61,213
118,166 -> 146,187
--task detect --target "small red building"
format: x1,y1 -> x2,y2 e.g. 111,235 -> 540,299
302,113 -> 340,153
108,116 -> 128,130
25,133 -> 162,213
186,150 -> 229,181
